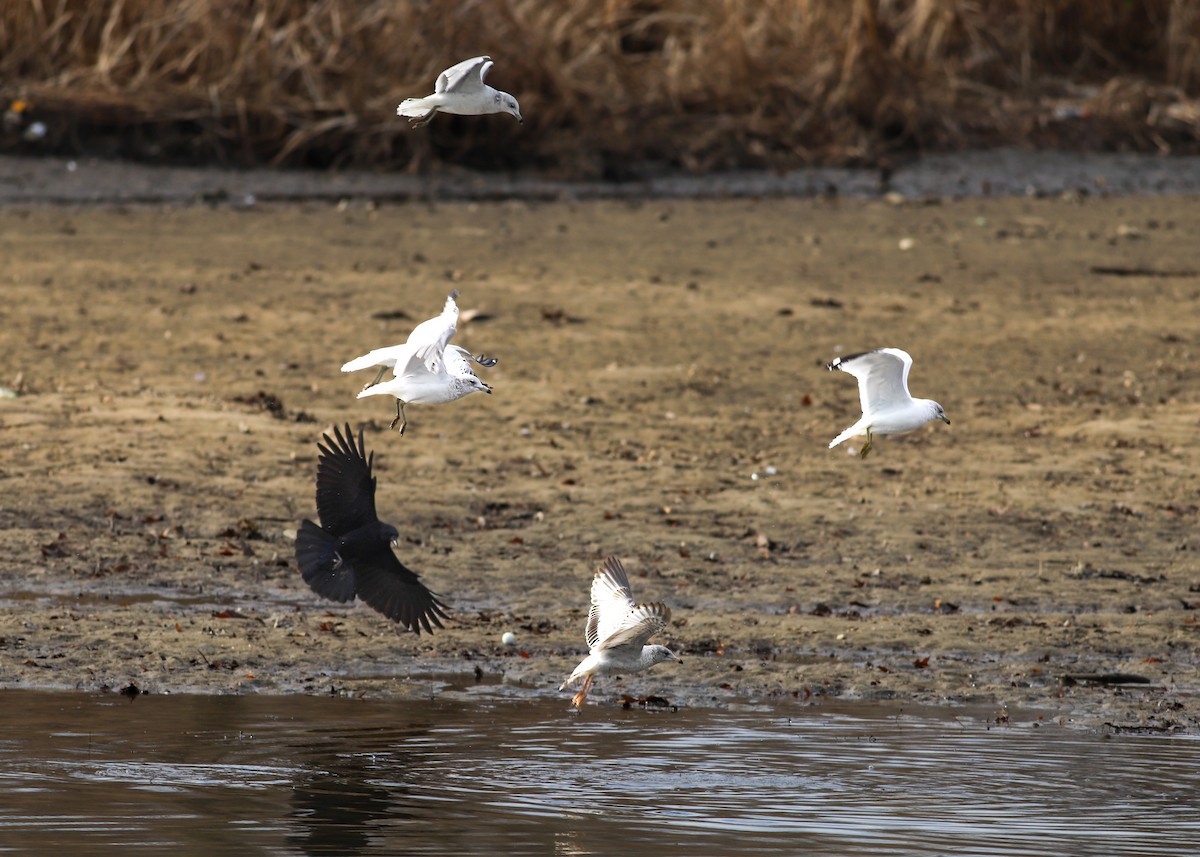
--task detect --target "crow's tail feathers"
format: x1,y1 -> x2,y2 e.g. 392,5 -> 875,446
295,520 -> 357,604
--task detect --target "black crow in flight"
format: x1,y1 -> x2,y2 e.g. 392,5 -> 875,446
295,424 -> 448,634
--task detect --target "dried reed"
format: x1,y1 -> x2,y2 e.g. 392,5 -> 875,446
1,0 -> 1196,175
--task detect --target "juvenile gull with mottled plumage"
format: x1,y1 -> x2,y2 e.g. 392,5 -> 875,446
560,557 -> 682,707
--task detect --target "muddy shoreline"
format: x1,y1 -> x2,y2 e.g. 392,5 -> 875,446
1,183 -> 1197,731
4,150 -> 1200,206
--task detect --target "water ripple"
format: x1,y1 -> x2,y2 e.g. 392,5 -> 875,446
0,692 -> 1195,856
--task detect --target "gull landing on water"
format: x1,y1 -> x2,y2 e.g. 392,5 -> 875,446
397,56 -> 523,128
341,291 -> 496,435
827,347 -> 949,459
559,557 -> 682,708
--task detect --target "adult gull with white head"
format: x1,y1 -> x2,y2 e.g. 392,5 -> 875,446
342,290 -> 496,435
397,56 -> 523,128
827,347 -> 949,458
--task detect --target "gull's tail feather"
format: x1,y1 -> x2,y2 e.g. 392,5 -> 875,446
356,382 -> 398,400
559,668 -> 589,692
559,657 -> 591,690
828,423 -> 862,449
397,97 -> 434,119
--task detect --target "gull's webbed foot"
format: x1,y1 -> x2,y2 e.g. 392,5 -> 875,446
571,675 -> 593,708
409,112 -> 436,128
474,353 -> 499,368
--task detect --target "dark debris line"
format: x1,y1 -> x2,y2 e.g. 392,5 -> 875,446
3,151 -> 1200,206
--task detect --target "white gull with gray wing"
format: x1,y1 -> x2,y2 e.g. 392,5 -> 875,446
827,347 -> 949,459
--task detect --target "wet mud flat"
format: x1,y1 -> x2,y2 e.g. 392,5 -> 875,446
0,191 -> 1197,730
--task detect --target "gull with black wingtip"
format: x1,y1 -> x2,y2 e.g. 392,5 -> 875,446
827,347 -> 950,459
342,290 -> 496,436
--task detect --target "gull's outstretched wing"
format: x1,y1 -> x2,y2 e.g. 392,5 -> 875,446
341,343 -> 410,374
404,290 -> 460,375
585,556 -> 635,649
597,601 -> 671,651
443,345 -> 497,383
828,348 -> 914,417
436,56 -> 492,94
314,424 -> 379,537
586,557 -> 652,650
443,346 -> 474,381
344,292 -> 459,379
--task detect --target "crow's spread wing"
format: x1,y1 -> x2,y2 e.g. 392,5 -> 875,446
353,548 -> 449,635
314,424 -> 379,537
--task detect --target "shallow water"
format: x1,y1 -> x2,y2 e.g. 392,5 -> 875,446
0,690 -> 1195,856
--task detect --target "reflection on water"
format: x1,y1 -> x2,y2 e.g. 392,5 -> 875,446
0,690 -> 1195,856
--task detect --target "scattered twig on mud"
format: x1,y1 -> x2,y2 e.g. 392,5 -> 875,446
1090,266 -> 1199,278
1061,673 -> 1152,687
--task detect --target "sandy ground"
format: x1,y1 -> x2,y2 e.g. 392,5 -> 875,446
1,192 -> 1198,731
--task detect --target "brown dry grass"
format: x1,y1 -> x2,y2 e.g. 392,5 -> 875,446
2,0 -> 1198,176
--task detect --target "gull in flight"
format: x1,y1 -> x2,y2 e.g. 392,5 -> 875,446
397,56 -> 523,128
827,347 -> 950,459
342,290 -> 496,435
294,424 -> 449,635
560,557 -> 682,708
